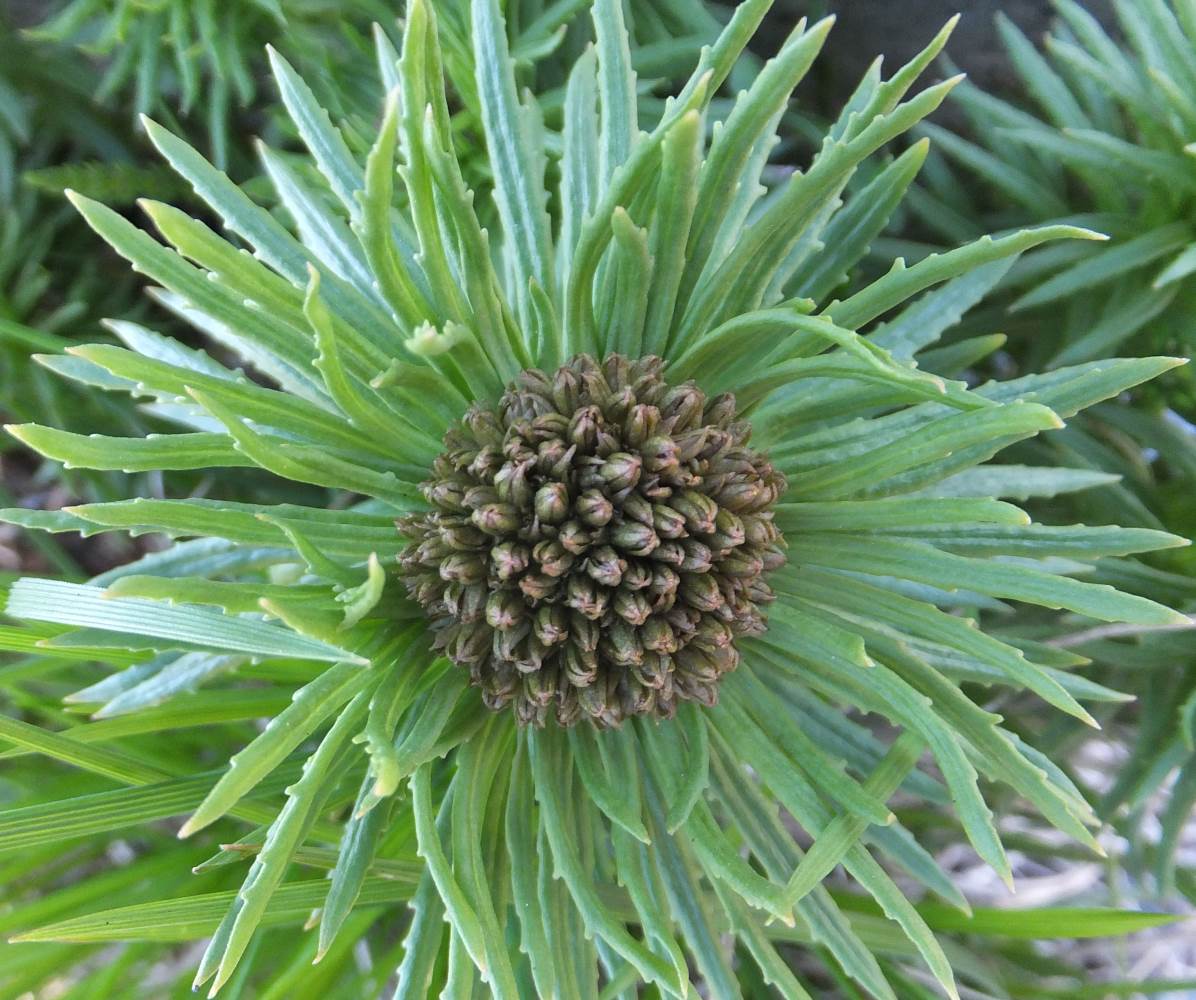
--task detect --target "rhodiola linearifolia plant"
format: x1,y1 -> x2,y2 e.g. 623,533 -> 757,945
0,1 -> 1191,997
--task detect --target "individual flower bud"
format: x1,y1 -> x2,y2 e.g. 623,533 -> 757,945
465,405 -> 504,444
533,606 -> 568,646
721,552 -> 764,578
552,365 -> 581,412
440,520 -> 486,551
714,508 -> 745,546
569,612 -> 600,651
671,490 -> 718,533
486,590 -> 524,630
674,644 -> 721,684
557,520 -> 592,554
471,502 -> 521,535
579,679 -> 616,724
661,384 -> 705,431
614,589 -> 653,626
494,460 -> 533,507
599,452 -> 642,492
641,616 -> 678,653
648,564 -> 680,603
415,536 -> 451,563
523,662 -> 559,704
718,480 -> 767,512
563,644 -> 599,688
610,520 -> 660,556
566,575 -> 609,619
531,412 -> 570,441
651,541 -> 685,566
634,652 -> 672,690
672,428 -> 708,463
427,480 -> 467,511
693,617 -> 734,649
606,386 -> 636,424
468,445 -> 503,480
652,503 -> 688,539
458,584 -> 488,623
517,634 -> 550,673
519,572 -> 556,601
494,623 -> 529,661
533,539 -> 573,577
448,622 -> 491,663
585,545 -> 627,587
679,572 -> 723,612
602,620 -> 643,665
576,488 -> 614,527
621,562 -> 653,591
678,539 -> 713,573
440,552 -> 487,584
569,405 -> 602,451
624,404 -> 659,446
744,515 -> 779,547
490,541 -> 529,580
704,393 -> 737,426
621,493 -> 654,525
641,436 -> 680,474
534,483 -> 570,524
537,437 -> 572,477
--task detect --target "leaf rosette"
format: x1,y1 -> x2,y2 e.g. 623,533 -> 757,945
0,2 -> 1189,997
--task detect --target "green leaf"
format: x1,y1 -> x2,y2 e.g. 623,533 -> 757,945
826,225 -> 1107,330
12,876 -> 418,943
179,660 -> 373,837
265,47 -> 364,219
593,0 -> 637,185
793,537 -> 1186,625
1013,223 -> 1191,311
569,724 -> 650,843
790,403 -> 1062,499
471,0 -> 553,318
529,728 -> 689,998
5,579 -> 366,663
5,424 -> 251,472
194,690 -> 369,995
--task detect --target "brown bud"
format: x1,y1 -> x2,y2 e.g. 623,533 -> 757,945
471,502 -> 521,535
576,488 -> 614,527
670,490 -> 718,533
533,539 -> 573,577
585,545 -> 626,587
610,520 -> 660,556
600,452 -> 642,492
679,572 -> 723,612
557,519 -> 592,554
534,483 -> 570,524
490,541 -> 529,580
614,589 -> 653,626
534,605 -> 569,646
566,575 -> 609,620
486,590 -> 524,630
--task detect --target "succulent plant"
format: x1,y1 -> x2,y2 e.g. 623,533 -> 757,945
0,1 -> 1190,997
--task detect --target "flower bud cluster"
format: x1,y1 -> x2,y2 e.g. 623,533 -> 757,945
398,355 -> 786,727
